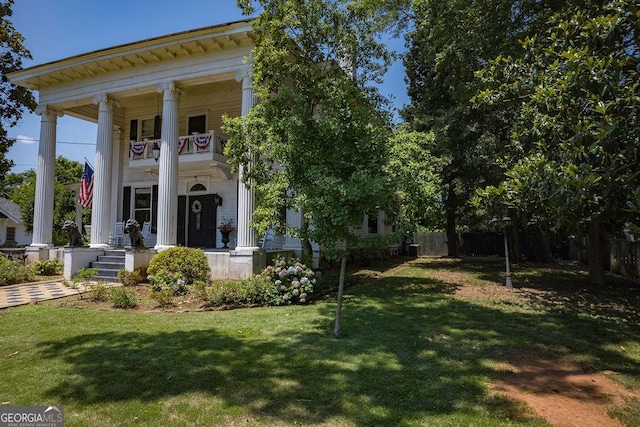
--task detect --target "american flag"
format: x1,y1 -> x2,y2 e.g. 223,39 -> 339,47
78,161 -> 94,208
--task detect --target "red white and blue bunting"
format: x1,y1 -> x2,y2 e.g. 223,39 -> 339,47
193,134 -> 211,150
178,137 -> 188,154
130,141 -> 147,156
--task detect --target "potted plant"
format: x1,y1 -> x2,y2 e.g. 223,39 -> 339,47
217,217 -> 236,248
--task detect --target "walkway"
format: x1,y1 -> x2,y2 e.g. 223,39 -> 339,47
0,280 -> 94,309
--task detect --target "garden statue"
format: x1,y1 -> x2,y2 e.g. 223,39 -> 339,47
124,219 -> 145,248
62,220 -> 85,247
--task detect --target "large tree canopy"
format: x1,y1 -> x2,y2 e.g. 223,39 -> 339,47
474,0 -> 639,284
401,0 -> 567,256
226,0 -> 395,336
0,0 -> 36,180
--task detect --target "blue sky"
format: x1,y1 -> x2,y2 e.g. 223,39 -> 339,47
7,0 -> 408,174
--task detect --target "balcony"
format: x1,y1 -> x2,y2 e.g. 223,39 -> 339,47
128,130 -> 229,170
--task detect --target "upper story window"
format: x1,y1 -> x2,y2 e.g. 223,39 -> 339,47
368,214 -> 378,234
130,116 -> 161,141
188,114 -> 207,134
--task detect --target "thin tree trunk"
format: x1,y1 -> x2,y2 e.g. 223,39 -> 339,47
588,214 -> 606,286
333,254 -> 347,338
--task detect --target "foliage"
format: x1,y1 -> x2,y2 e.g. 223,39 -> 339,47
147,247 -> 210,285
0,0 -> 37,181
226,0 -> 395,251
0,255 -> 34,285
109,286 -> 137,309
386,128 -> 443,231
149,288 -> 175,308
147,271 -> 188,296
261,257 -> 315,305
9,156 -> 84,245
474,0 -> 640,238
228,0 -> 397,336
117,268 -> 145,286
33,259 -> 62,276
204,276 -> 277,307
473,0 -> 639,284
90,282 -> 109,302
401,0 -> 566,255
71,267 -> 98,285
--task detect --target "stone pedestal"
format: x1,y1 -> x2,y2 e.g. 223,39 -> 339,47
25,247 -> 50,265
64,247 -> 104,280
125,247 -> 156,273
229,248 -> 266,279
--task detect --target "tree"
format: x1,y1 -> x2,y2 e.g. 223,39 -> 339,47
386,128 -> 443,231
0,0 -> 37,181
10,156 -> 83,245
227,0 -> 395,336
474,0 -> 639,284
401,0 -> 566,256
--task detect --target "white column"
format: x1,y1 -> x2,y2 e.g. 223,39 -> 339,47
90,94 -> 116,248
110,128 -> 122,224
235,69 -> 259,250
31,105 -> 62,247
155,81 -> 180,250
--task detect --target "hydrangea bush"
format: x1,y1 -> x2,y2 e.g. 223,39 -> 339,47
262,257 -> 315,305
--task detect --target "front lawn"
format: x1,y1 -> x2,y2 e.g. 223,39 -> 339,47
0,257 -> 638,426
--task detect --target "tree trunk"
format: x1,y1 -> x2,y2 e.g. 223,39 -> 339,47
588,214 -> 606,286
333,254 -> 347,338
444,186 -> 460,257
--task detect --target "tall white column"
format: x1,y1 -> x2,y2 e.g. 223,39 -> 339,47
155,81 -> 180,250
31,105 -> 61,247
235,69 -> 259,250
90,94 -> 116,248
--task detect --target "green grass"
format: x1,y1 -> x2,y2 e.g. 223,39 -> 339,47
0,257 -> 638,426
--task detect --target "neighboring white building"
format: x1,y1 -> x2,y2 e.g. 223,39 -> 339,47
9,19 -> 392,279
0,197 -> 31,247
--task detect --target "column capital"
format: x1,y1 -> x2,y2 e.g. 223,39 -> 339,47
157,81 -> 183,95
92,93 -> 119,110
235,68 -> 252,85
34,104 -> 63,120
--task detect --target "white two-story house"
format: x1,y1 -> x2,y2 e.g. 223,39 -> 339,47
9,19 -> 393,280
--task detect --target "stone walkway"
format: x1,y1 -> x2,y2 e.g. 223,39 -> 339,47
0,280 -> 95,309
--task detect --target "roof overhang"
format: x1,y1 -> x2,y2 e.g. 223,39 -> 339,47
9,19 -> 255,91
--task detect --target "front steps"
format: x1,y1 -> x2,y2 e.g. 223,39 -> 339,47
91,249 -> 125,283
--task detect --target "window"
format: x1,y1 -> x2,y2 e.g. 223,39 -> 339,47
367,214 -> 378,234
134,187 -> 152,226
6,227 -> 16,243
188,114 -> 206,134
190,183 -> 207,192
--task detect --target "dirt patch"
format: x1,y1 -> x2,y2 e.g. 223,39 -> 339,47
490,355 -> 640,427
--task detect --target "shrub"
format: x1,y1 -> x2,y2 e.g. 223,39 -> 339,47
33,259 -> 62,276
262,257 -> 315,305
72,267 -> 98,285
0,256 -> 34,286
205,276 -> 276,307
109,286 -> 137,309
118,268 -> 145,286
150,288 -> 175,307
90,282 -> 109,302
147,271 -> 189,296
147,247 -> 210,285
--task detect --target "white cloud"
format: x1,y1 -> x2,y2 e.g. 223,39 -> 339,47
15,135 -> 38,144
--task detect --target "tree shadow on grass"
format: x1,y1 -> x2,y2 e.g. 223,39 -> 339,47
36,265 -> 639,425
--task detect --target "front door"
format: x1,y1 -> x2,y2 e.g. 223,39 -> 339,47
187,195 -> 217,248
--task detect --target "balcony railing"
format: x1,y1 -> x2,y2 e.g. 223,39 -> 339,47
129,130 -> 228,161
